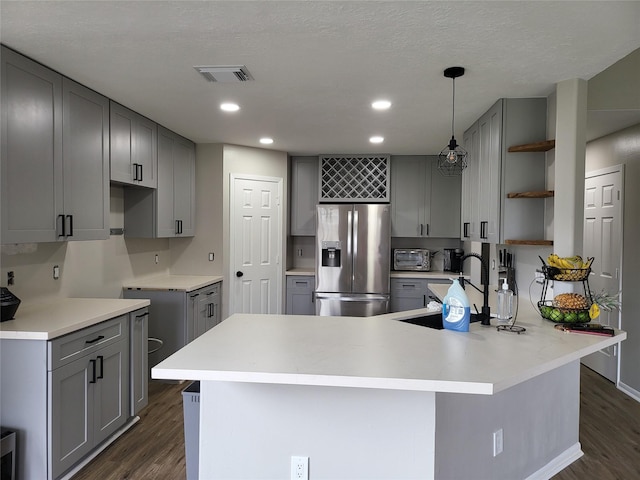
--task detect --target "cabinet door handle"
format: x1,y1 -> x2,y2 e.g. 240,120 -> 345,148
423,294 -> 427,307
58,214 -> 66,237
190,293 -> 200,299
66,214 -> 73,237
85,335 -> 105,345
135,312 -> 149,319
97,355 -> 104,380
138,164 -> 143,182
480,221 -> 488,239
132,163 -> 139,181
463,222 -> 469,238
425,224 -> 429,236
419,224 -> 423,236
179,220 -> 183,234
89,359 -> 97,384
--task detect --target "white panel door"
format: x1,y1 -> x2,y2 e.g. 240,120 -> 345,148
582,166 -> 623,383
231,175 -> 282,315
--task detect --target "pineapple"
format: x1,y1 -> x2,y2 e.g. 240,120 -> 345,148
591,290 -> 621,312
553,293 -> 589,310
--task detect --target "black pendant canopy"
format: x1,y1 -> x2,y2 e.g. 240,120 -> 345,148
438,66 -> 468,176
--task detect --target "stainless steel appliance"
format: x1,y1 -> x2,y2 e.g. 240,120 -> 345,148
315,204 -> 390,316
443,248 -> 464,272
393,249 -> 433,271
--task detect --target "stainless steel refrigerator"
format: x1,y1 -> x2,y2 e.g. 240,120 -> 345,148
315,204 -> 391,316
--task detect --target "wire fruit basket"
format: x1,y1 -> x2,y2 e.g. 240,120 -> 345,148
537,300 -> 591,323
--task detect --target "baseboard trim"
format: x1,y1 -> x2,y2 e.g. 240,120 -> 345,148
617,381 -> 640,403
59,416 -> 140,480
524,442 -> 583,480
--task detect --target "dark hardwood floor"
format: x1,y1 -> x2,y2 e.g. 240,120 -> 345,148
74,366 -> 640,479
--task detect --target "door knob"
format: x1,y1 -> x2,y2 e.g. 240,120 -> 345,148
236,271 -> 244,277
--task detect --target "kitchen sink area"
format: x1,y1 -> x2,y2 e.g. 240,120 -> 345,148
397,312 -> 484,330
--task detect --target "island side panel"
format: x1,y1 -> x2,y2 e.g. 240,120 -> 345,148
0,339 -> 49,480
199,381 -> 437,479
434,360 -> 581,479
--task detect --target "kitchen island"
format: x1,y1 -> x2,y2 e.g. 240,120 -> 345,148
152,293 -> 625,479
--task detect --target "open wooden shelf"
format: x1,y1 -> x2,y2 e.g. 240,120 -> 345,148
507,190 -> 555,198
508,140 -> 556,153
505,239 -> 554,246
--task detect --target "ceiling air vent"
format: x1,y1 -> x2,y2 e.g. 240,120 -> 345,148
194,65 -> 254,83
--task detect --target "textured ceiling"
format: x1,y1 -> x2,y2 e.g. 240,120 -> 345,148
1,1 -> 639,155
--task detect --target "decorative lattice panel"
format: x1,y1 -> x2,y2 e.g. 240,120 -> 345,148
319,155 -> 389,202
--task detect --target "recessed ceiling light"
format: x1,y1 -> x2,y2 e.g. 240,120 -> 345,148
372,100 -> 391,110
259,137 -> 274,145
220,103 -> 240,112
369,136 -> 384,144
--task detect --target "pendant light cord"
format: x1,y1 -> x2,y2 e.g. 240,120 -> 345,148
451,77 -> 456,137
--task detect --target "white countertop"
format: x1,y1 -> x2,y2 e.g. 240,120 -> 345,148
0,298 -> 150,340
122,274 -> 223,292
285,268 -> 314,276
390,271 -> 468,280
152,299 -> 625,395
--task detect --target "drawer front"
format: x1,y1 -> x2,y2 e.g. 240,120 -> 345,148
390,278 -> 429,294
48,315 -> 127,370
287,276 -> 314,293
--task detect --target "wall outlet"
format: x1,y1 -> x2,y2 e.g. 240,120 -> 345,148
291,456 -> 309,480
493,428 -> 503,457
209,252 -> 214,261
534,270 -> 545,284
155,254 -> 159,264
53,265 -> 60,280
7,271 -> 15,285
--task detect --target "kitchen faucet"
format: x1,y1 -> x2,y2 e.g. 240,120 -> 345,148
458,253 -> 491,326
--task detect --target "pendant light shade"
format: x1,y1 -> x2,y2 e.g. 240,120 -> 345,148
438,66 -> 467,176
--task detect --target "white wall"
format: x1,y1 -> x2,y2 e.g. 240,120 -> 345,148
0,186 -> 171,304
585,123 -> 640,397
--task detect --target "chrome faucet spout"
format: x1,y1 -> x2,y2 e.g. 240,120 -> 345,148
459,253 -> 491,325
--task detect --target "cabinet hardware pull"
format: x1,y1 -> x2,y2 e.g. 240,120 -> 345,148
420,224 -> 423,236
67,214 -> 73,237
190,293 -> 200,298
97,355 -> 104,379
236,271 -> 244,277
135,312 -> 149,319
85,335 -> 105,344
480,221 -> 488,239
58,214 -> 65,237
423,294 -> 427,307
132,163 -> 139,181
138,164 -> 143,181
89,359 -> 97,384
463,222 -> 469,237
426,224 -> 429,236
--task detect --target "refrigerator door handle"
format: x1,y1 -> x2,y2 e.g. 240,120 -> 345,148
347,208 -> 353,270
314,293 -> 389,302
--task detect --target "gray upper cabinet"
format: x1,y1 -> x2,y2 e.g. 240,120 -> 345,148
1,46 -> 109,244
110,101 -> 157,188
62,78 -> 110,241
290,156 -> 318,236
461,98 -> 547,244
1,46 -> 62,243
123,126 -> 195,238
390,156 -> 461,238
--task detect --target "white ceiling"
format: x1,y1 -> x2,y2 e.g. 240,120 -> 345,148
2,1 -> 639,156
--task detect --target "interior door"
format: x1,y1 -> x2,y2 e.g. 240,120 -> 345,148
231,175 -> 283,315
582,166 -> 623,383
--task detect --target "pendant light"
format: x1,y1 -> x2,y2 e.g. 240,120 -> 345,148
438,66 -> 467,176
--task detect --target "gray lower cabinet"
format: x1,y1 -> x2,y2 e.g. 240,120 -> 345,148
390,278 -> 449,313
1,46 -> 109,244
110,101 -> 158,188
286,275 -> 315,314
124,282 -> 222,368
130,308 -> 149,416
124,126 -> 196,238
0,313 -> 138,480
390,156 -> 461,238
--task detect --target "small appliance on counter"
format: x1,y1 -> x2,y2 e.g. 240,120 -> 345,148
443,248 -> 464,272
1,287 -> 21,322
393,249 -> 434,272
